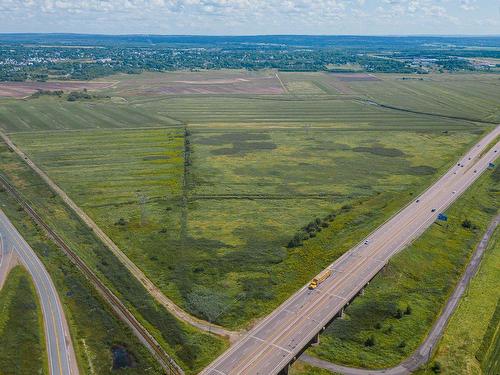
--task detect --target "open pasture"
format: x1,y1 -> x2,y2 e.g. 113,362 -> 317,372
103,70 -> 284,96
343,73 -> 500,122
0,81 -> 114,98
10,123 -> 482,328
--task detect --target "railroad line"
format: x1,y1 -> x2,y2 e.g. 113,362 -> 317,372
0,173 -> 184,375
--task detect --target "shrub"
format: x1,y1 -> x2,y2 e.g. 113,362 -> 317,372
462,219 -> 472,229
395,308 -> 404,319
431,361 -> 442,373
115,217 -> 127,226
405,305 -> 412,315
364,335 -> 376,347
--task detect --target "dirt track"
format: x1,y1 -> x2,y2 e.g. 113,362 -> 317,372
0,130 -> 238,341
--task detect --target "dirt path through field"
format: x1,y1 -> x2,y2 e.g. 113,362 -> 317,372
0,130 -> 239,341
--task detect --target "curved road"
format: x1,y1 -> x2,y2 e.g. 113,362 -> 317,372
201,126 -> 500,375
300,214 -> 500,374
0,209 -> 79,375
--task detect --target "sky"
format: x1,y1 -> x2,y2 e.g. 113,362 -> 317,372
0,0 -> 499,35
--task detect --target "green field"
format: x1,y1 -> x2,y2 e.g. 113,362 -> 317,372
2,71 -> 497,330
418,226 -> 499,375
306,168 -> 499,369
0,266 -> 47,375
0,140 -> 226,374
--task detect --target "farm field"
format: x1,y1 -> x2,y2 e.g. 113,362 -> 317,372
0,81 -> 115,98
305,168 -> 499,370
5,76 -> 491,329
0,266 -> 47,375
101,70 -> 285,96
345,73 -> 500,123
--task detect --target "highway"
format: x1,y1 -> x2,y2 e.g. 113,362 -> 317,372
0,209 -> 79,375
201,125 -> 500,375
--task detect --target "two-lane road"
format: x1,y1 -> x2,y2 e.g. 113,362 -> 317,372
201,125 -> 500,375
0,209 -> 79,375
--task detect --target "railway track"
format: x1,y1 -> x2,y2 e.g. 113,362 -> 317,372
0,173 -> 183,375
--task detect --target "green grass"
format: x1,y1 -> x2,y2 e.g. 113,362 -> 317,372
345,73 -> 500,123
8,124 -> 484,329
417,226 -> 499,375
0,96 -> 180,132
306,169 -> 499,369
0,266 -> 47,375
290,362 -> 337,375
0,140 -> 227,374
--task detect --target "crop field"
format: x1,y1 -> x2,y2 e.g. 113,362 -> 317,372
0,81 -> 115,98
101,70 -> 284,96
305,169 -> 499,370
344,73 -> 500,123
0,266 -> 47,375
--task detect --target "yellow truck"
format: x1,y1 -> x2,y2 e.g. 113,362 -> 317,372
309,269 -> 332,289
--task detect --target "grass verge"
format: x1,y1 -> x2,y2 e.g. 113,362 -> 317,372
419,225 -> 499,375
0,266 -> 47,375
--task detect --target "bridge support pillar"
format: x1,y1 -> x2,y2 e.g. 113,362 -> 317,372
338,308 -> 345,319
278,364 -> 290,375
311,332 -> 320,346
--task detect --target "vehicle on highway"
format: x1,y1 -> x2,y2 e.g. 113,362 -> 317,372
309,269 -> 332,290
364,240 -> 369,245
431,208 -> 436,212
416,199 -> 420,203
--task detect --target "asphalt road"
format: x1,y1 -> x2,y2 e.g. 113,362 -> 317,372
201,126 -> 500,375
0,209 -> 79,375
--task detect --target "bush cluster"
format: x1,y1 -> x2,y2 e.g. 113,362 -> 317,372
287,212 -> 336,248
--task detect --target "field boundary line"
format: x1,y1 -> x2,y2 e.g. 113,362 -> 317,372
0,130 -> 238,341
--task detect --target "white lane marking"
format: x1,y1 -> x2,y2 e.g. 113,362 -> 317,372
0,211 -> 72,375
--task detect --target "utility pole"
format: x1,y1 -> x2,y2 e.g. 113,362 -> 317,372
137,192 -> 148,226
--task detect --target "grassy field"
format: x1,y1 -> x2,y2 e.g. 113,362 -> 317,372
417,226 -> 499,375
8,121 -> 485,328
0,72 -> 497,333
0,140 -> 227,374
0,266 -> 47,375
306,168 -> 499,369
290,362 -> 337,375
344,73 -> 500,123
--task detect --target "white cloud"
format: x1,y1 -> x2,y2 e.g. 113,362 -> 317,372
0,0 -> 496,34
